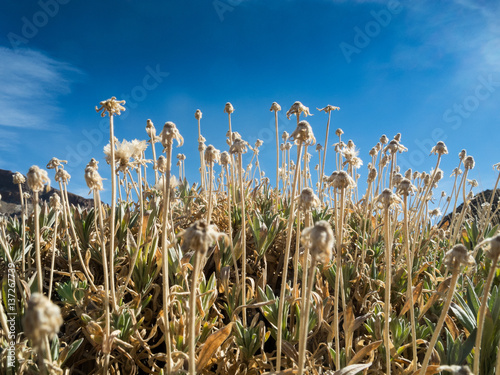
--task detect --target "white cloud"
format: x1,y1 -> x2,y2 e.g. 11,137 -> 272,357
0,47 -> 81,128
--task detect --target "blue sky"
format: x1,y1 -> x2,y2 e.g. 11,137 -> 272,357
0,0 -> 499,201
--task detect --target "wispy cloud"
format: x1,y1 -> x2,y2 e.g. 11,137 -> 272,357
0,47 -> 81,128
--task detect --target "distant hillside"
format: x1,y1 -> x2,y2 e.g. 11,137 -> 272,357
0,169 -> 93,216
440,189 -> 500,227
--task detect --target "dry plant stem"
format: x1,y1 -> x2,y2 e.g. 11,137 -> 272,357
276,142 -> 303,371
108,114 -> 118,311
301,211 -> 312,293
225,165 -> 240,286
473,252 -> 499,375
237,153 -> 247,326
298,261 -> 316,375
275,110 -> 280,202
319,112 -> 331,200
452,170 -> 469,243
189,250 -> 201,375
292,210 -> 302,291
48,212 -> 59,300
207,162 -> 214,223
402,194 -> 417,365
18,183 -> 26,276
33,191 -> 43,294
383,205 -> 392,375
420,264 -> 460,375
359,181 -> 373,268
57,181 -> 73,277
94,191 -> 111,375
334,188 -> 345,370
162,149 -> 173,375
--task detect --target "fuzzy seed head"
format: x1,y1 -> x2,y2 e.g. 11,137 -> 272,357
397,178 -> 416,196
270,102 -> 281,112
224,102 -> 234,114
205,145 -> 221,164
289,120 -> 316,145
156,155 -> 168,173
331,170 -> 355,190
161,122 -> 184,148
195,109 -> 202,120
375,188 -> 402,209
49,193 -> 62,211
480,235 -> 500,260
286,101 -> 312,120
335,128 -> 344,137
298,187 -> 320,211
430,141 -> 448,156
443,244 -> 475,270
23,293 -> 63,347
46,157 -> 67,170
318,105 -> 340,113
96,96 -> 126,117
27,166 -> 50,193
464,156 -> 475,170
13,172 -> 25,185
229,137 -> 249,155
301,220 -> 334,264
85,163 -> 104,192
367,166 -> 377,183
179,219 -> 224,254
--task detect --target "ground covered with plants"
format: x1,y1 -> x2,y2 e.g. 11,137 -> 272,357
1,98 -> 500,375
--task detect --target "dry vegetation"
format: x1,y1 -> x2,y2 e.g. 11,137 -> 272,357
1,98 -> 500,375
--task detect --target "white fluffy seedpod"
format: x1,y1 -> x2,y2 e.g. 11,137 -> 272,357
54,169 -> 71,184
156,155 -> 168,174
12,172 -> 25,185
301,220 -> 334,264
298,187 -> 320,211
195,109 -> 203,120
161,122 -> 184,148
331,170 -> 355,190
46,157 -> 68,170
49,193 -> 62,211
95,96 -> 126,117
430,141 -> 448,156
224,102 -> 234,114
478,235 -> 500,260
220,151 -> 231,166
289,120 -> 316,146
464,156 -> 475,170
375,188 -> 402,209
229,137 -> 249,155
27,166 -> 50,193
23,293 -> 63,347
318,105 -> 340,113
443,244 -> 475,269
205,145 -> 221,164
286,101 -> 312,120
270,102 -> 281,112
179,220 -> 225,254
85,163 -> 104,192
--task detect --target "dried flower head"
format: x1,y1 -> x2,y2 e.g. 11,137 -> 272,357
318,105 -> 340,113
205,145 -> 221,164
385,139 -> 407,154
394,133 -> 402,142
380,135 -> 388,145
13,172 -> 25,185
156,155 -> 168,173
301,220 -> 334,264
375,188 -> 402,209
464,156 -> 475,170
146,119 -> 157,139
46,157 -> 67,170
396,178 -> 416,196
161,122 -> 184,148
369,147 -> 377,157
443,244 -> 475,269
331,170 -> 355,190
179,220 -> 225,254
286,101 -> 312,120
315,143 -> 323,152
220,151 -> 231,166
289,120 -> 316,145
96,96 -> 126,117
298,187 -> 320,211
282,131 -> 289,142
477,235 -> 500,260
85,163 -> 104,192
430,141 -> 448,156
195,109 -> 202,120
459,149 -> 467,160
49,193 -> 62,211
437,365 -> 472,375
224,102 -> 234,114
229,137 -> 249,155
53,169 -> 70,186
367,166 -> 377,183
27,166 -> 50,193
335,128 -> 344,137
270,102 -> 281,112
23,293 -> 63,347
